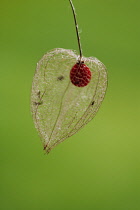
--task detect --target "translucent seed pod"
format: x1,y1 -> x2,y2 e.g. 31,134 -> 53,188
31,48 -> 107,153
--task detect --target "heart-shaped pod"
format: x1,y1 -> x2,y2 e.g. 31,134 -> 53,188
31,48 -> 107,153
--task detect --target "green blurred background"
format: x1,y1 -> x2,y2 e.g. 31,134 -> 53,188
0,0 -> 140,209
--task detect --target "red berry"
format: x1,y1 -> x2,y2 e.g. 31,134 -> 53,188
70,62 -> 91,87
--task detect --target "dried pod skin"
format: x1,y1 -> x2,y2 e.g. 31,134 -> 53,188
31,48 -> 107,153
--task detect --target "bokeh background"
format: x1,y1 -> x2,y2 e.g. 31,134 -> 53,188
1,0 -> 140,209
